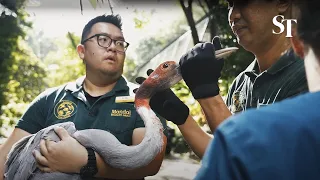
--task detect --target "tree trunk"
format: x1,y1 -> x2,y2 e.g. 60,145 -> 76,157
179,0 -> 200,45
204,0 -> 219,40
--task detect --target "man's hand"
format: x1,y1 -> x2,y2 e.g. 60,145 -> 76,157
134,69 -> 189,125
179,36 -> 224,99
33,127 -> 87,173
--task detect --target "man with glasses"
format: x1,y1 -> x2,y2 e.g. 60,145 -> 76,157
0,14 -> 167,180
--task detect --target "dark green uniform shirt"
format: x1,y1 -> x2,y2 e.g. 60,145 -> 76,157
226,49 -> 308,114
16,76 -> 167,179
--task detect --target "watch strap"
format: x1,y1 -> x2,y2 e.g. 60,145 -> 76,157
80,147 -> 98,178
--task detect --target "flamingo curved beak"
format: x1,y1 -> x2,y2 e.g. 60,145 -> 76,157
215,47 -> 239,59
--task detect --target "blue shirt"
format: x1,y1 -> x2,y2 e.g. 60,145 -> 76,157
195,91 -> 320,180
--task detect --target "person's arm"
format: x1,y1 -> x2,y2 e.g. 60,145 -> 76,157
34,126 -> 166,179
1,88 -> 51,179
194,127 -> 244,180
178,36 -> 233,133
94,127 -> 167,179
197,95 -> 232,132
177,115 -> 212,158
0,128 -> 31,180
135,70 -> 213,159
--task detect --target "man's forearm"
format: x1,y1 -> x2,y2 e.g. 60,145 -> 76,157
0,128 -> 31,179
0,128 -> 31,162
0,146 -> 6,166
94,137 -> 167,179
178,115 -> 212,159
198,95 -> 232,132
0,157 -> 5,180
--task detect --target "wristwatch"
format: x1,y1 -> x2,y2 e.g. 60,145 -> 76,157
80,147 -> 98,178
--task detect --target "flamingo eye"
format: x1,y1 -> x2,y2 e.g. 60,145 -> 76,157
163,63 -> 169,68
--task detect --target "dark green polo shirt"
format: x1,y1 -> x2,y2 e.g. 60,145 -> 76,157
226,49 -> 308,114
16,76 -> 168,146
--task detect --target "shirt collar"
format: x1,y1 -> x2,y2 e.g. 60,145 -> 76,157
244,48 -> 301,77
244,60 -> 259,74
65,76 -> 85,93
244,59 -> 259,80
266,48 -> 302,75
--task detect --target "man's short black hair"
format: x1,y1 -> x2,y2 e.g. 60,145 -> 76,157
81,14 -> 123,44
295,0 -> 320,53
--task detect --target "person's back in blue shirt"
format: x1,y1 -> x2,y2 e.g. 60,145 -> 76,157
195,91 -> 320,180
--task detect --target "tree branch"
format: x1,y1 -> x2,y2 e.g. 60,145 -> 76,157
188,0 -> 193,8
197,0 -> 208,15
67,32 -> 77,50
79,0 -> 83,15
203,0 -> 220,40
107,0 -> 114,14
179,0 -> 200,45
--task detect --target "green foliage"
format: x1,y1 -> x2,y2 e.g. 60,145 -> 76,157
0,2 -> 30,107
136,37 -> 164,65
7,40 -> 47,103
43,33 -> 85,87
0,1 -> 49,137
0,29 -> 84,138
26,29 -> 58,61
133,9 -> 152,29
88,0 -> 97,9
0,35 -> 47,138
123,55 -> 137,80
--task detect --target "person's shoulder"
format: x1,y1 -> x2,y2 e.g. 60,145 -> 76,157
284,48 -> 306,73
36,82 -> 74,101
215,92 -> 320,176
36,85 -> 63,98
219,92 -> 320,143
47,82 -> 72,94
212,92 -> 320,179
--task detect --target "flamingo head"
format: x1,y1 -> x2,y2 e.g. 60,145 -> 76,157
142,61 -> 182,92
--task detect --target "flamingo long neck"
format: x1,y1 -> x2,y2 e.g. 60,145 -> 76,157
71,81 -> 165,170
134,84 -> 164,146
134,84 -> 164,135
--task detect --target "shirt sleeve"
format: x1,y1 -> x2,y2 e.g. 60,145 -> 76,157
194,127 -> 245,180
15,89 -> 50,134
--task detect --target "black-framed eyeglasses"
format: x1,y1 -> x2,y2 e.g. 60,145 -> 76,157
81,33 -> 130,53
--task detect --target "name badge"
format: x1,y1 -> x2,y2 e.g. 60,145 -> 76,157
115,96 -> 135,103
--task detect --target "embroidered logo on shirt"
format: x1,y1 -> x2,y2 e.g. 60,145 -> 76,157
231,91 -> 246,113
54,100 -> 77,119
111,109 -> 131,117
